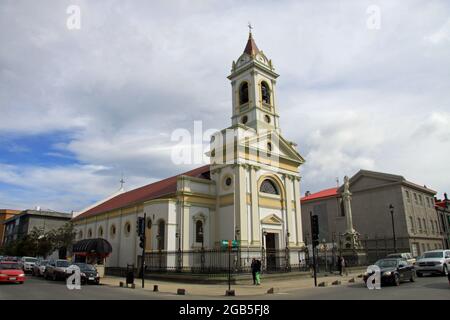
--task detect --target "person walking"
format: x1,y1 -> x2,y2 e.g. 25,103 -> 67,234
255,259 -> 262,285
340,256 -> 346,276
337,256 -> 342,275
251,258 -> 258,285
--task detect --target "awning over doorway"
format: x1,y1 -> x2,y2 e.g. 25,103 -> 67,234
72,238 -> 112,257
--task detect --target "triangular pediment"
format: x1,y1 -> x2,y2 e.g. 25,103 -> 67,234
261,214 -> 283,225
239,130 -> 305,165
341,170 -> 404,193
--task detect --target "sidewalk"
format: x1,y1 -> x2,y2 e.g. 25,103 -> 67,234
100,271 -> 365,297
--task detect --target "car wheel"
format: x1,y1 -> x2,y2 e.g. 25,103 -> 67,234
394,274 -> 400,286
410,271 -> 416,282
443,265 -> 448,276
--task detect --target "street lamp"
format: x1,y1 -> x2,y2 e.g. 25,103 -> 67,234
389,204 -> 397,253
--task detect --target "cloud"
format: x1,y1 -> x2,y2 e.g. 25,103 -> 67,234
1,0 -> 450,211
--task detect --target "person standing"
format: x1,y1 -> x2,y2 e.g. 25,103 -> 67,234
251,258 -> 258,285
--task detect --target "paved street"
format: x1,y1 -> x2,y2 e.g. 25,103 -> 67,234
0,274 -> 448,300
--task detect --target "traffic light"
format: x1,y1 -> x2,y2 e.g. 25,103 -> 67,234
136,217 -> 145,236
311,214 -> 319,247
139,235 -> 145,249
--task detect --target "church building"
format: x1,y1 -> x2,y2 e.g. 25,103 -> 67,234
72,31 -> 306,271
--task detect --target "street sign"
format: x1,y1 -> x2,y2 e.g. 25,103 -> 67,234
221,240 -> 239,249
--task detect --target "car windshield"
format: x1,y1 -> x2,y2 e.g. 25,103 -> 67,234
75,263 -> 95,271
56,261 -> 69,267
0,263 -> 21,270
423,252 -> 443,258
25,258 -> 37,262
375,259 -> 398,268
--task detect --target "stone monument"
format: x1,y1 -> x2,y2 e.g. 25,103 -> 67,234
340,176 -> 366,265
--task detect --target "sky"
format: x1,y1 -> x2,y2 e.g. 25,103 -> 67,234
1,0 -> 449,213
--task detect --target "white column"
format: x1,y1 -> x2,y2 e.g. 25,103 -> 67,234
294,177 -> 304,246
250,165 -> 260,245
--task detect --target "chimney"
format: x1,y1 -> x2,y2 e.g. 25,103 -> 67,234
305,191 -> 311,197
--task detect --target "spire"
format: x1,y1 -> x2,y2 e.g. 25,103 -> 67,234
244,23 -> 260,56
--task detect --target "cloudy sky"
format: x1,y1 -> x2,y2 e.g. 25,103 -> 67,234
1,0 -> 449,212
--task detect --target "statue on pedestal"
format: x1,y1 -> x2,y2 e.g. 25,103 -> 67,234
339,176 -> 366,265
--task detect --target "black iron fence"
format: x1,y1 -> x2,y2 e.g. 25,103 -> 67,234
116,236 -> 414,277
139,247 -> 310,275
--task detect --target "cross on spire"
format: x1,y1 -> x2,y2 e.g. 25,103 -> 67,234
119,173 -> 125,190
248,22 -> 253,34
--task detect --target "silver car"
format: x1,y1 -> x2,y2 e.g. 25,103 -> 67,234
416,250 -> 450,277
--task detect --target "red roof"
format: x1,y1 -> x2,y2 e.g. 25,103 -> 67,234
435,200 -> 449,209
301,188 -> 339,202
73,165 -> 210,221
244,32 -> 260,56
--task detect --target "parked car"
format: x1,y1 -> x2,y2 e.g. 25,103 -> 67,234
69,263 -> 100,285
32,260 -> 48,277
364,258 -> 415,286
44,259 -> 70,281
415,250 -> 450,277
21,257 -> 38,273
386,252 -> 416,265
0,261 -> 26,284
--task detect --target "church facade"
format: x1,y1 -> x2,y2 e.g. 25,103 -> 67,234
72,32 -> 306,271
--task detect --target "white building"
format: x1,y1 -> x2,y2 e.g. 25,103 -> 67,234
72,31 -> 306,271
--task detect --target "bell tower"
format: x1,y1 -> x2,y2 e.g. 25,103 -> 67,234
228,30 -> 281,133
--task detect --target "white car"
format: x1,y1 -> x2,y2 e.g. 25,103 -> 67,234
32,260 -> 48,276
416,250 -> 450,277
21,257 -> 38,273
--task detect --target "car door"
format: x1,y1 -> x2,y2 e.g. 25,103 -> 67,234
445,251 -> 450,265
398,260 -> 409,280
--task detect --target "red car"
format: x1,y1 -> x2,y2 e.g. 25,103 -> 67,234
0,261 -> 26,284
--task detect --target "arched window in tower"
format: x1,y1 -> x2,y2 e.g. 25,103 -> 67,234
261,81 -> 271,105
260,179 -> 279,195
239,82 -> 249,105
195,220 -> 204,243
157,220 -> 165,250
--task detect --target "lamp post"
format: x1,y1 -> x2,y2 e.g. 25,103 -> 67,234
285,232 -> 291,271
176,232 -> 182,272
389,204 -> 397,253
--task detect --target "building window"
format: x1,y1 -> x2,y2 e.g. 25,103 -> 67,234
411,243 -> 418,257
267,142 -> 272,152
431,220 -> 435,234
124,222 -> 131,237
413,193 -> 418,205
110,224 -> 116,238
260,179 -> 279,195
157,220 -> 165,250
241,115 -> 248,124
418,195 -> 423,206
98,226 -> 103,237
239,82 -> 249,105
421,243 -> 426,254
264,115 -> 271,123
405,190 -> 411,203
409,216 -> 415,233
417,218 -> 422,231
422,219 -> 427,233
195,220 -> 204,244
78,230 -> 83,239
87,229 -> 92,238
261,81 -> 271,104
